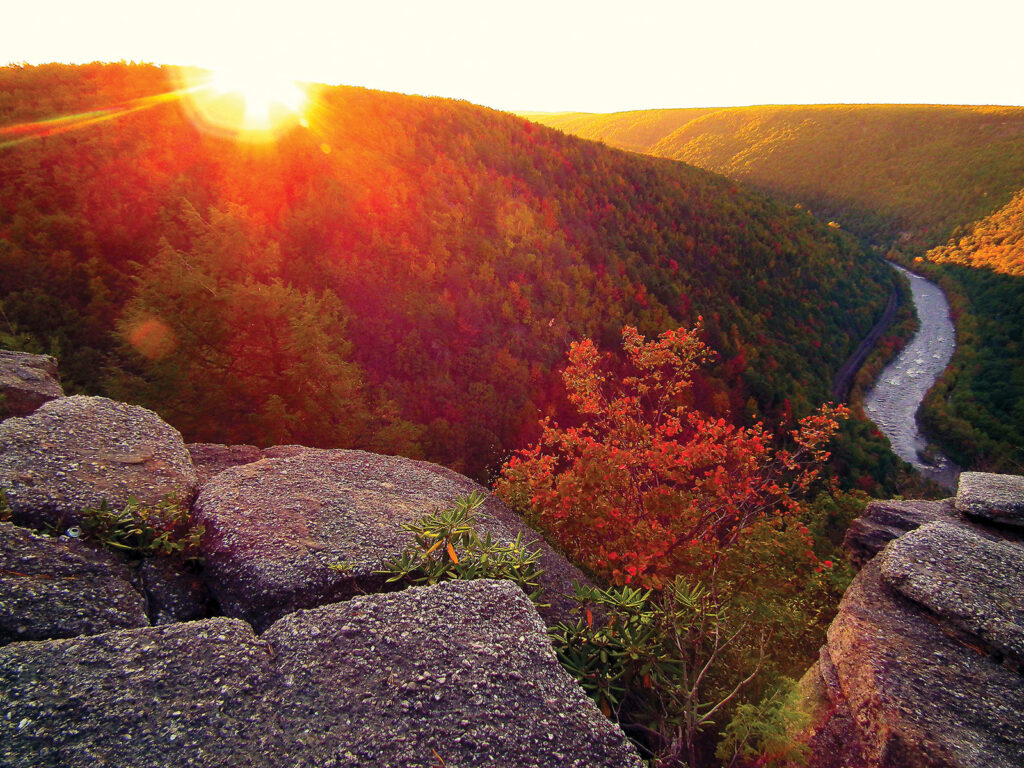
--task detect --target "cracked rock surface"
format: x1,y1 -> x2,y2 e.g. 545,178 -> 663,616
0,580 -> 644,768
0,521 -> 148,644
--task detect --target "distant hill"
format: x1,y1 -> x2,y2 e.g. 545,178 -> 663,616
528,105 -> 1024,248
517,109 -> 715,154
0,63 -> 896,481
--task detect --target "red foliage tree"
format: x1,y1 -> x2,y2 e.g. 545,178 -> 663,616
497,324 -> 847,588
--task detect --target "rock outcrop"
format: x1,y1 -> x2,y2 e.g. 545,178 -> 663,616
0,522 -> 148,643
956,471 -> 1024,527
0,353 -> 641,766
185,442 -> 262,485
0,395 -> 198,529
195,449 -> 591,629
796,476 -> 1024,768
0,350 -> 63,418
0,580 -> 644,768
842,498 -> 959,568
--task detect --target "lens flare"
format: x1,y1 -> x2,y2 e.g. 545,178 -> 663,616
176,66 -> 310,142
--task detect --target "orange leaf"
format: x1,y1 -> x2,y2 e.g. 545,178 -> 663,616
446,541 -> 459,564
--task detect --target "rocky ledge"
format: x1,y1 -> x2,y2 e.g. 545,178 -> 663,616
0,362 -> 643,767
795,473 -> 1024,768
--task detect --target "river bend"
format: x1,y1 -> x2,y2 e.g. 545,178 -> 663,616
863,264 -> 960,489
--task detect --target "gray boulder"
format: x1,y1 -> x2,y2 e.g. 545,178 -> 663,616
843,498 -> 958,568
956,472 -> 1024,527
262,579 -> 644,767
0,617 -> 281,767
0,580 -> 644,768
0,521 -> 148,644
880,521 -> 1024,668
195,449 -> 590,630
0,350 -> 63,418
0,395 -> 198,529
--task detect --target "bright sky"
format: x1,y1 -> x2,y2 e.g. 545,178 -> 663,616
4,0 -> 1022,113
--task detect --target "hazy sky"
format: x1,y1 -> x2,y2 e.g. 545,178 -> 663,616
5,0 -> 1022,113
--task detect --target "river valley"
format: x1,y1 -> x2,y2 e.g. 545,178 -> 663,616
864,264 -> 960,489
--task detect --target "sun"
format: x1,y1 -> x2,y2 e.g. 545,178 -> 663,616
176,66 -> 310,141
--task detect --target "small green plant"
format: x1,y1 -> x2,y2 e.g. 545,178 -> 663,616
551,577 -> 768,768
380,492 -> 547,607
78,495 -> 204,562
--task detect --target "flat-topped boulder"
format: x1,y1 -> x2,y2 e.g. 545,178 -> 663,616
263,579 -> 644,767
0,350 -> 63,418
0,616 -> 281,767
195,449 -> 591,629
879,521 -> 1024,668
0,521 -> 148,644
0,580 -> 644,768
956,472 -> 1024,527
843,498 -> 959,568
0,396 -> 198,530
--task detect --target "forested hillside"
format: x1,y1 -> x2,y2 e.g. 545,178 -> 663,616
518,108 -> 714,154
927,189 -> 1024,276
530,104 -> 1024,475
529,105 -> 1024,248
0,63 -> 896,480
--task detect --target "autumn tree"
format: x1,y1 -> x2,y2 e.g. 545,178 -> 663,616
496,324 -> 846,588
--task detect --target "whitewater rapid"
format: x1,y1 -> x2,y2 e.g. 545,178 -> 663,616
863,264 -> 960,489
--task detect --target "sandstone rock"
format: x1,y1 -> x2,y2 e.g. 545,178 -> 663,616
195,449 -> 590,629
843,498 -> 957,568
0,580 -> 644,768
956,471 -> 1024,527
879,521 -> 1024,668
793,649 -> 869,768
0,396 -> 198,530
0,350 -> 63,418
0,617 -> 281,767
262,579 -> 644,767
819,560 -> 1024,767
0,521 -> 148,644
186,442 -> 262,485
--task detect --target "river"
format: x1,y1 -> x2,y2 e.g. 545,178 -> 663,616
863,264 -> 960,489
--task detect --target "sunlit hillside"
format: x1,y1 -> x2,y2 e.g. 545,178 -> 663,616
0,63 -> 897,481
517,108 -> 715,154
529,105 -> 1024,248
927,188 -> 1024,276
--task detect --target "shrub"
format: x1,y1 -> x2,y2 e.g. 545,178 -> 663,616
76,495 -> 203,562
380,491 -> 546,606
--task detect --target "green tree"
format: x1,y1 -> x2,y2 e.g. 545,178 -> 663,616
112,201 -> 372,448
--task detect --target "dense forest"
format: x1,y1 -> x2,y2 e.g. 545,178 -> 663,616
528,104 -> 1024,247
530,104 -> 1024,474
0,63 -> 900,484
